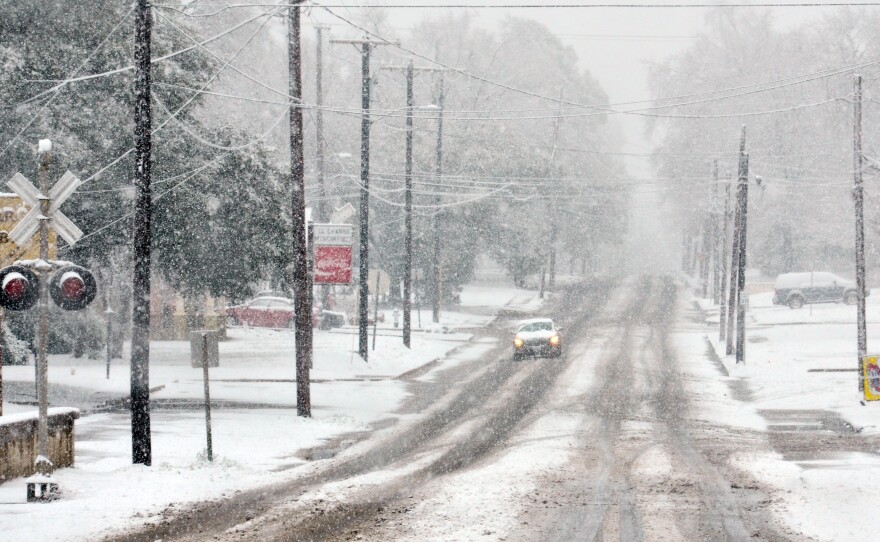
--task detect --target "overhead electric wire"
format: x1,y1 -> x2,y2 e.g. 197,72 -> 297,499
0,5 -> 135,160
140,7 -> 878,126
312,0 -> 875,120
153,92 -> 289,151
150,0 -> 880,122
76,7 -> 280,187
20,9 -> 276,92
153,2 -> 880,15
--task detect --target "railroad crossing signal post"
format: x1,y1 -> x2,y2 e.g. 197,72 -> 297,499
5,140 -> 92,501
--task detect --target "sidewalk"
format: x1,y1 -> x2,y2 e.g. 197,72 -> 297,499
0,283 -> 543,542
682,285 -> 880,542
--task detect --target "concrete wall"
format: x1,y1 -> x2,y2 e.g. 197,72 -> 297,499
0,408 -> 79,482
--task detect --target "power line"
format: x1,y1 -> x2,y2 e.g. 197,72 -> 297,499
152,92 -> 289,150
17,9 -> 276,93
0,5 -> 135,160
141,6 -> 880,124
154,2 -> 880,13
313,1 -> 872,120
74,7 -> 280,189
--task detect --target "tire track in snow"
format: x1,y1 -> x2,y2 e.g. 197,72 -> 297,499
537,275 -> 654,542
111,281 -> 613,542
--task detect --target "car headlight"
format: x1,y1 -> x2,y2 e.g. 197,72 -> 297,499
549,335 -> 560,345
513,337 -> 524,348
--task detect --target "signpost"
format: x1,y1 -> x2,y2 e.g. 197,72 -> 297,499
191,331 -> 217,461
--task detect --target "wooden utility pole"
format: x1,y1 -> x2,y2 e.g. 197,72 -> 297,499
289,0 -> 310,416
712,160 -> 722,304
315,25 -> 328,223
403,61 -> 414,348
726,126 -> 746,356
548,87 -> 564,291
380,62 -> 424,347
854,74 -> 868,391
701,206 -> 712,299
719,172 -> 731,342
431,73 -> 445,324
380,63 -> 454,335
378,62 -> 422,348
330,38 -> 393,361
131,0 -> 153,465
735,150 -> 750,365
314,26 -> 332,314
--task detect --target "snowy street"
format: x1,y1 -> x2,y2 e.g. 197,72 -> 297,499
0,285 -> 541,541
83,276 -> 877,542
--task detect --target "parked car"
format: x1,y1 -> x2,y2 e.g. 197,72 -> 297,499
226,296 -> 296,328
772,272 -> 866,309
512,318 -> 563,360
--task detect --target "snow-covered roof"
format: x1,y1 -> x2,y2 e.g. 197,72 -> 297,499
517,317 -> 554,325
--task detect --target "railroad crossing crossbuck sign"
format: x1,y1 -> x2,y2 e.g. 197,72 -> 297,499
7,170 -> 83,246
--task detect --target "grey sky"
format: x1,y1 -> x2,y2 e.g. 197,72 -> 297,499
304,1 -> 855,270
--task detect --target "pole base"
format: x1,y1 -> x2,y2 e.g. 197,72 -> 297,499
26,479 -> 59,502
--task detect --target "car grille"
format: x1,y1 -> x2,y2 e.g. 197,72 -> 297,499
525,338 -> 547,346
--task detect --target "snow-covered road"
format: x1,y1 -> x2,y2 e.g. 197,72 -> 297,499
93,276 -> 880,541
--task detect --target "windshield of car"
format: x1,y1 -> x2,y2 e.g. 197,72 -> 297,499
519,321 -> 553,332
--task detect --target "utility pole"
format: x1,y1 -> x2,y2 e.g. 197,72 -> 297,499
726,126 -> 746,356
315,25 -> 331,317
853,74 -> 868,392
701,204 -> 712,299
735,150 -> 750,365
403,61 -> 414,348
289,0 -> 310,416
315,25 -> 328,222
379,62 -> 417,347
330,37 -> 392,361
432,73 -> 445,324
712,160 -> 721,304
131,0 -> 153,466
548,87 -> 564,291
380,64 -> 453,331
700,161 -> 715,300
719,170 -> 731,342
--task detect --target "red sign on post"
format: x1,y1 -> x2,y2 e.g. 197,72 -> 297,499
314,245 -> 352,284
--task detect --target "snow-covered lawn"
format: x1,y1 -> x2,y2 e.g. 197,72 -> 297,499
0,283 -> 542,542
686,286 -> 880,542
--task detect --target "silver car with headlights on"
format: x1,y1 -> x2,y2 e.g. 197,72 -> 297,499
512,318 -> 563,360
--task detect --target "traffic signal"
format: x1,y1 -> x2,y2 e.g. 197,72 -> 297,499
49,265 -> 97,311
0,265 -> 40,311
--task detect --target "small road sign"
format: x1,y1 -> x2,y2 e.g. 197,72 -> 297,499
315,246 -> 352,284
863,355 -> 880,401
312,224 -> 353,246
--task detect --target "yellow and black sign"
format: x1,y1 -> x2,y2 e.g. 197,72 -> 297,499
864,356 -> 880,401
0,193 -> 57,268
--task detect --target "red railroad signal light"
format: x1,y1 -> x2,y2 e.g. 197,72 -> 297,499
0,265 -> 40,311
50,265 -> 97,311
